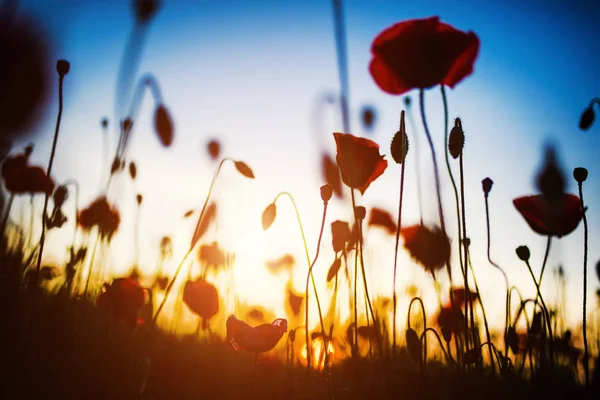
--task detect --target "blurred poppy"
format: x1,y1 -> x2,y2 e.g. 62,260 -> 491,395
333,133 -> 387,194
0,13 -> 51,137
360,105 -> 377,133
513,194 -> 582,238
451,287 -> 478,308
368,207 -> 397,235
436,306 -> 464,341
226,315 -> 288,353
265,253 -> 295,274
331,220 -> 351,253
183,279 -> 219,323
401,224 -> 450,273
77,196 -> 121,239
321,153 -> 343,199
369,17 -> 480,95
326,257 -> 342,282
286,284 -> 303,317
198,241 -> 226,270
1,153 -> 54,195
207,139 -> 221,160
97,277 -> 146,329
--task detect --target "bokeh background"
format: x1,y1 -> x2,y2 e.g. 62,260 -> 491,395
9,0 -> 600,335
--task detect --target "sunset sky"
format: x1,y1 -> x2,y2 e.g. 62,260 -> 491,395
10,0 -> 600,335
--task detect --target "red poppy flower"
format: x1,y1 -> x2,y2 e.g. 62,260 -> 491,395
450,287 -> 478,308
368,207 -> 397,235
226,315 -> 288,353
331,220 -> 351,253
77,196 -> 121,239
97,277 -> 146,329
436,306 -> 464,341
369,17 -> 480,95
197,241 -> 226,270
182,279 -> 219,320
513,194 -> 582,238
401,224 -> 450,273
333,132 -> 387,194
1,153 -> 54,195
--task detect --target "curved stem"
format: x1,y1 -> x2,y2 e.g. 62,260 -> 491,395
35,74 -> 65,285
407,296 -> 427,329
332,0 -> 350,133
421,327 -> 453,366
578,181 -> 589,389
392,151 -> 406,356
484,192 -> 510,356
480,342 -> 502,371
273,192 -> 326,373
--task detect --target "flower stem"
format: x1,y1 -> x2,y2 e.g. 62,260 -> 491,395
524,259 -> 555,363
392,149 -> 406,356
35,72 -> 66,286
459,152 -> 472,349
332,0 -> 350,133
1,193 -> 15,240
578,181 -> 589,389
83,235 -> 100,296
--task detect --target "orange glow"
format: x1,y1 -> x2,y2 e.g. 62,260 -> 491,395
300,339 -> 335,370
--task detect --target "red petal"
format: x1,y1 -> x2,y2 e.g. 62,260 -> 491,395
513,194 -> 582,237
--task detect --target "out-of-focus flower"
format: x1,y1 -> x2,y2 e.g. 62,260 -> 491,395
333,133 -> 387,194
97,277 -> 146,329
1,153 -> 54,195
513,194 -> 582,238
198,241 -> 227,270
401,224 -> 450,273
226,315 -> 288,353
77,196 -> 121,239
368,207 -> 397,235
182,279 -> 219,324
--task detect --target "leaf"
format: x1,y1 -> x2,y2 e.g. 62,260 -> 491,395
326,257 -> 342,282
234,161 -> 254,179
462,347 -> 482,365
261,203 -> 276,231
154,104 -> 174,147
190,202 -> 217,250
405,328 -> 421,362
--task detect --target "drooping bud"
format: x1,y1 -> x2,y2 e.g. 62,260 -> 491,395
573,167 -> 588,183
405,328 -> 421,362
320,184 -> 333,203
482,177 -> 493,196
579,106 -> 595,131
448,118 -> 464,159
234,161 -> 254,179
136,194 -> 143,205
516,245 -> 530,262
261,203 -> 276,231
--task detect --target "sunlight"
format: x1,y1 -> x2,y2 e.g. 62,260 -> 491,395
300,338 -> 335,370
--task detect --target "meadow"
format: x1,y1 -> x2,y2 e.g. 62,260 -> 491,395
1,1 -> 600,399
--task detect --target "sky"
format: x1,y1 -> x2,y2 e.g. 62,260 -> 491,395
7,0 -> 600,337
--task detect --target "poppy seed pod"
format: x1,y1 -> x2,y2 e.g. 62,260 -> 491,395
207,139 -> 221,160
579,106 -> 595,131
448,119 -> 464,159
391,110 -> 409,164
354,206 -> 366,221
573,167 -> 588,183
56,59 -> 70,77
320,184 -> 333,203
516,245 -> 530,262
482,177 -> 493,196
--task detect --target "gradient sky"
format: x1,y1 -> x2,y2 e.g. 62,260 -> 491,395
9,0 -> 600,335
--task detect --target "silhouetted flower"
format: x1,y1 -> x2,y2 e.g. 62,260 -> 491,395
97,277 -> 146,329
198,241 -> 226,269
321,153 -> 343,199
183,279 -> 219,321
573,167 -> 588,183
401,224 -> 450,273
154,104 -> 174,147
207,139 -> 221,160
331,220 -> 351,253
333,132 -> 387,194
437,306 -> 464,341
451,287 -> 478,307
513,194 -> 582,238
462,347 -> 482,365
1,154 -> 54,195
369,17 -> 480,95
354,205 -> 366,221
226,315 -> 288,353
406,328 -> 421,361
77,196 -> 121,239
56,59 -> 70,77
368,207 -> 397,235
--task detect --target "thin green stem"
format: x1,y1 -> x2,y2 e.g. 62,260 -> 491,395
578,181 -> 589,389
459,153 -> 472,349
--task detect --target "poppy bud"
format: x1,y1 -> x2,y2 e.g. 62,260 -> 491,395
448,118 -> 464,159
56,59 -> 70,77
129,162 -> 137,180
53,185 -> 68,208
234,161 -> 254,179
516,245 -> 530,262
154,104 -> 174,147
320,184 -> 333,203
390,111 -> 409,164
122,118 -> 133,133
506,326 -> 519,355
360,105 -> 376,132
136,194 -> 143,205
482,177 -> 493,196
354,206 -> 366,221
579,106 -> 595,131
24,143 -> 34,157
207,139 -> 221,160
405,328 -> 421,362
573,167 -> 588,183
262,203 -> 276,231
101,118 -> 108,129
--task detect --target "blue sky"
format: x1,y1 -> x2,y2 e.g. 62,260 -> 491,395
10,0 -> 600,332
